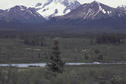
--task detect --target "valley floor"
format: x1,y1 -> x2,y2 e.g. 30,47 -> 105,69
0,64 -> 126,84
0,31 -> 126,63
0,30 -> 126,84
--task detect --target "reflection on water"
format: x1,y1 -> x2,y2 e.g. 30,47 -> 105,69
0,62 -> 125,67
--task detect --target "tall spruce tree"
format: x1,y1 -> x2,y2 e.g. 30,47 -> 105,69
47,40 -> 64,73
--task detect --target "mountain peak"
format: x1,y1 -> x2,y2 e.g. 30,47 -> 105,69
90,1 -> 103,7
10,5 -> 27,10
91,0 -> 100,4
0,5 -> 45,23
35,0 -> 80,19
57,1 -> 115,20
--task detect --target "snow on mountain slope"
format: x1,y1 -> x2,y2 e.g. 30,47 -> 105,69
37,1 -> 68,18
0,0 -> 80,19
57,1 -> 116,20
35,0 -> 80,19
1,0 -> 126,21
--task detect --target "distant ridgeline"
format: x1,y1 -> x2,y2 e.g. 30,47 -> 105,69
0,1 -> 126,30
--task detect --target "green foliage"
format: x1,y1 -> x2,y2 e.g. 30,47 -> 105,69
0,67 -> 18,84
110,75 -> 124,84
0,65 -> 126,84
95,34 -> 124,45
94,49 -> 101,54
23,37 -> 44,46
47,40 -> 64,73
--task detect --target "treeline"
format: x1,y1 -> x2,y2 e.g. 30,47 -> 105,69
0,31 -> 46,46
0,31 -> 126,46
94,34 -> 125,45
23,37 -> 44,46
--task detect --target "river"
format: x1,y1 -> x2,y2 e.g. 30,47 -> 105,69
0,62 -> 125,67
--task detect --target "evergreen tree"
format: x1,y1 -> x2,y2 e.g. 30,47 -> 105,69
46,40 -> 64,73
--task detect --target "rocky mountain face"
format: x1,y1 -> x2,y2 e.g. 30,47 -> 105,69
34,0 -> 80,19
0,5 -> 45,23
116,6 -> 126,17
56,1 -> 126,20
117,6 -> 126,11
48,1 -> 126,28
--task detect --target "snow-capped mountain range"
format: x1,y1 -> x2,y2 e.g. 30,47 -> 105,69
0,0 -> 81,19
0,0 -> 126,27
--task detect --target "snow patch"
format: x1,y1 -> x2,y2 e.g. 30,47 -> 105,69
83,8 -> 94,19
65,9 -> 71,14
36,0 -> 80,19
107,11 -> 111,14
37,2 -> 67,19
99,4 -> 106,14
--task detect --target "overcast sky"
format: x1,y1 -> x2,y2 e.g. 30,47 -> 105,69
0,0 -> 126,9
